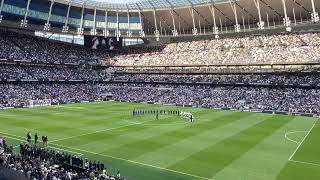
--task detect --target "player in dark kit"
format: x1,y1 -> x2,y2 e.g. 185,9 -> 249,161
156,113 -> 159,120
27,132 -> 31,143
2,137 -> 6,151
42,135 -> 48,146
34,133 -> 38,144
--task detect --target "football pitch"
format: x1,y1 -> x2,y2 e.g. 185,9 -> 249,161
0,101 -> 320,180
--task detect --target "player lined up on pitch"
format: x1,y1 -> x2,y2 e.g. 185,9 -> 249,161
133,109 -> 180,116
133,109 -> 194,122
27,131 -> 48,146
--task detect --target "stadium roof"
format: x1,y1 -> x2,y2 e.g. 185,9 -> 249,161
0,0 -> 319,37
55,0 -> 224,11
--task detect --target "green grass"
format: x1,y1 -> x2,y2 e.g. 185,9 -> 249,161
0,101 -> 319,180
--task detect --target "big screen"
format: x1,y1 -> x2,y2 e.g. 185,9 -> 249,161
84,36 -> 123,50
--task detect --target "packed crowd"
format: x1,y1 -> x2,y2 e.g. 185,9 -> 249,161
0,30 -> 109,65
111,73 -> 320,85
0,143 -> 123,180
0,64 -> 108,81
112,33 -> 320,66
106,83 -> 320,114
0,83 -> 98,108
1,30 -> 320,67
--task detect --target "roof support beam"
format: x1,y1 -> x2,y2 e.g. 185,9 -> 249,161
152,9 -> 160,40
44,0 -> 54,31
253,0 -> 264,29
165,0 -> 178,36
77,3 -> 85,35
116,10 -> 120,41
189,8 -> 197,36
138,9 -> 145,37
126,7 -> 132,37
90,7 -> 97,35
209,4 -> 218,34
103,9 -> 109,37
198,19 -> 202,35
219,17 -> 223,33
186,0 -> 210,26
281,0 -> 291,28
169,9 -> 178,36
213,4 -> 233,25
147,0 -> 159,40
160,20 -> 163,36
293,8 -> 297,25
259,0 -> 282,18
21,0 -> 31,27
192,8 -> 211,26
242,13 -> 246,32
62,1 -> 71,33
136,3 -> 145,37
266,12 -> 270,28
172,10 -> 190,29
159,15 -> 172,30
229,0 -> 240,32
311,0 -> 319,23
186,0 -> 198,36
0,0 -> 5,23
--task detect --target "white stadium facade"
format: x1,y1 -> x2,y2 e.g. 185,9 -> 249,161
0,0 -> 319,44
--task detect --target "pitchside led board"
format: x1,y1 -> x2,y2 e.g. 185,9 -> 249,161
84,36 -> 123,51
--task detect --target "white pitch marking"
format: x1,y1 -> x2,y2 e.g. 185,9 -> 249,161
123,120 -> 141,125
50,119 -> 155,143
288,120 -> 318,161
50,143 -> 214,180
1,135 -> 26,143
289,159 -> 320,167
284,131 -> 308,144
53,106 -> 87,109
141,122 -> 187,126
49,146 -> 83,156
0,132 -> 83,156
0,131 -> 214,180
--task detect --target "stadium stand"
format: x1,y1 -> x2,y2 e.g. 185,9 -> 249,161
112,33 -> 320,66
0,10 -> 320,180
0,143 -> 122,180
106,83 -> 320,115
0,31 -> 320,116
0,30 -> 108,65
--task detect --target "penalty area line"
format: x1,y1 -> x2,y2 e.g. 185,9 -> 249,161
288,120 -> 318,161
284,131 -> 308,144
289,159 -> 320,167
51,143 -> 214,180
